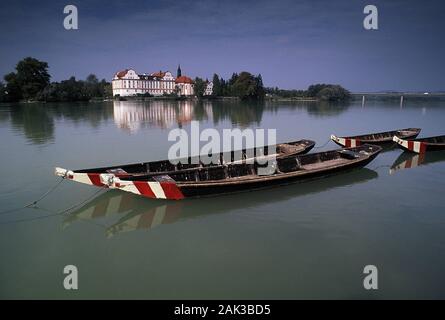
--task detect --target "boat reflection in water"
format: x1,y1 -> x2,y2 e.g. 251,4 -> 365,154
390,151 -> 445,174
64,168 -> 378,237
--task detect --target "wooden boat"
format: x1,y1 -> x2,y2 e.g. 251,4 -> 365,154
331,128 -> 421,147
54,139 -> 315,187
81,144 -> 382,200
393,135 -> 445,153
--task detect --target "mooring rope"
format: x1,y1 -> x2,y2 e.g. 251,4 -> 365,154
0,177 -> 65,215
312,138 -> 332,149
0,188 -> 105,225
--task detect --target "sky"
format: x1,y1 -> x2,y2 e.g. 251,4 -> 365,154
0,0 -> 444,92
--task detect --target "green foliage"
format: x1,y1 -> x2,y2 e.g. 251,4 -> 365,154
0,81 -> 5,102
3,57 -> 51,101
307,83 -> 350,101
101,79 -> 113,98
3,57 -> 112,102
3,72 -> 23,102
265,83 -> 350,101
194,77 -> 206,97
212,74 -> 221,96
36,75 -> 112,102
211,72 -> 264,100
264,87 -> 307,98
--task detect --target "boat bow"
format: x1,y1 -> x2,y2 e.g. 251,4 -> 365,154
393,136 -> 427,153
55,167 -> 107,187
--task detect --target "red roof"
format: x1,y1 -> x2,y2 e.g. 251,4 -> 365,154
175,76 -> 194,84
115,69 -> 129,78
151,71 -> 166,78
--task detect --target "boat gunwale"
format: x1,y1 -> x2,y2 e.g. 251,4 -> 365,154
340,127 -> 421,141
71,139 -> 316,174
399,135 -> 445,145
123,144 -> 382,187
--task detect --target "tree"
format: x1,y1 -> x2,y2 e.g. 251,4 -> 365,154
15,57 -> 50,100
231,71 -> 264,100
316,85 -> 350,101
85,74 -> 102,97
212,74 -> 221,96
229,73 -> 238,85
255,74 -> 265,98
100,79 -> 113,98
194,77 -> 206,98
307,83 -> 350,101
86,74 -> 98,83
3,72 -> 22,102
0,81 -> 5,102
3,57 -> 50,101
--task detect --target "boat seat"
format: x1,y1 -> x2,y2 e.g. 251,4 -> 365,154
337,150 -> 360,160
278,144 -> 302,154
277,157 -> 303,173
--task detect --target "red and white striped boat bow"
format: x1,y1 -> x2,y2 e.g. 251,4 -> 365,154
392,136 -> 427,153
54,167 -> 184,200
330,134 -> 361,148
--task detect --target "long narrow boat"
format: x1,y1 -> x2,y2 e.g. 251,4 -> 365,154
54,139 -> 315,188
77,144 -> 382,200
393,135 -> 445,153
330,128 -> 421,147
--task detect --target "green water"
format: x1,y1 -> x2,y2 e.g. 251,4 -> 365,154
0,99 -> 445,299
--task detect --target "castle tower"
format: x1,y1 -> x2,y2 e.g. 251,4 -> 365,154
177,64 -> 182,78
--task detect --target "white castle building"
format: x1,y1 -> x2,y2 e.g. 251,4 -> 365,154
204,80 -> 213,96
112,65 -> 195,97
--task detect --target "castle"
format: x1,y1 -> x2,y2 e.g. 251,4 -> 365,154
112,65 -> 198,97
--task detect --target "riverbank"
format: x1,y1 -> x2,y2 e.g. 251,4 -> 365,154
265,96 -> 318,102
352,92 -> 445,101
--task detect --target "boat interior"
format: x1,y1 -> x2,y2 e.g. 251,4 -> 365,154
75,140 -> 314,175
348,128 -> 420,141
122,145 -> 381,183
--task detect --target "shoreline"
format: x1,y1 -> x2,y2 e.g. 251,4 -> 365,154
4,92 -> 445,105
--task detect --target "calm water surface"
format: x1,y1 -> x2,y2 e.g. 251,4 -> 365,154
0,99 -> 444,299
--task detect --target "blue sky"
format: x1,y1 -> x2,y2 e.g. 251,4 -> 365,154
0,0 -> 444,91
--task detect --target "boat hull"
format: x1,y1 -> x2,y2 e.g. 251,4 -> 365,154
55,139 -> 316,188
331,128 -> 421,147
115,145 -> 382,199
178,149 -> 380,198
393,135 -> 445,153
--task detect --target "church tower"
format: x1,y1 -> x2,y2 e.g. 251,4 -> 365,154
177,64 -> 182,78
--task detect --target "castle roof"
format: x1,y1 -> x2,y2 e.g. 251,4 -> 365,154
151,71 -> 166,78
115,69 -> 129,78
175,76 -> 194,84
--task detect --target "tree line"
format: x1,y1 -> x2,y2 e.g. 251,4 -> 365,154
194,72 -> 265,100
265,84 -> 351,101
0,57 -> 112,102
0,57 -> 350,103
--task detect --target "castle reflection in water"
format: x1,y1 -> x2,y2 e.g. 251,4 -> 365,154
0,99 -> 352,145
113,100 -> 213,132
